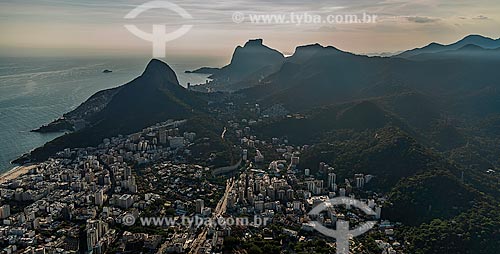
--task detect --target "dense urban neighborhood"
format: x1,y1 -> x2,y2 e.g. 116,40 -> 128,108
1,103 -> 405,254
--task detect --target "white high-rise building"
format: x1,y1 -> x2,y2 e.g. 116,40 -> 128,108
368,199 -> 375,209
159,130 -> 167,144
0,205 -> 10,219
327,173 -> 336,190
314,186 -> 323,195
255,201 -> 264,213
118,194 -> 133,209
95,189 -> 104,206
242,149 -> 248,161
255,180 -> 262,193
293,201 -> 302,210
355,174 -> 365,188
86,219 -> 109,253
315,180 -> 324,190
375,206 -> 382,219
306,181 -> 315,192
124,167 -> 132,179
195,199 -> 204,214
286,189 -> 294,201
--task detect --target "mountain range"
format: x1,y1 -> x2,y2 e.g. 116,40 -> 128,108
15,34 -> 500,253
23,34 -> 500,168
396,34 -> 500,58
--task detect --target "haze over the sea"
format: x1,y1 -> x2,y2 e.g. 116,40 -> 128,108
0,56 -> 216,173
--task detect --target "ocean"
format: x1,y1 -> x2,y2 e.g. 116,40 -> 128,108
0,56 -> 216,173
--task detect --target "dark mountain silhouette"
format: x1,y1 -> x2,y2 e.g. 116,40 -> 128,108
88,59 -> 204,133
238,39 -> 500,118
193,35 -> 500,96
191,39 -> 284,92
407,44 -> 500,61
287,43 -> 346,63
239,43 -> 383,110
19,59 -> 206,162
213,39 -> 284,81
396,34 -> 500,58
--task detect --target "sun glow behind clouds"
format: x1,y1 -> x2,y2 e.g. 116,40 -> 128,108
0,0 -> 499,58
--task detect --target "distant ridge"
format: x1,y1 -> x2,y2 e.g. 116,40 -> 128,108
406,43 -> 500,61
396,34 -> 500,58
190,34 -> 499,93
287,43 -> 346,63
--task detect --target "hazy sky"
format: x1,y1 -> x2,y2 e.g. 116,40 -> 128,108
1,0 -> 499,62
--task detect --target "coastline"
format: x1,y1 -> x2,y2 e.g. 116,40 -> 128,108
0,164 -> 37,183
0,59 -> 211,173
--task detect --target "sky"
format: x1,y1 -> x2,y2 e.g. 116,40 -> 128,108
0,0 -> 499,63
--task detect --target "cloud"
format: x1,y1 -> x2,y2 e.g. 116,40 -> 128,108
473,15 -> 489,20
1,0 -> 500,57
406,16 -> 439,23
317,26 -> 338,32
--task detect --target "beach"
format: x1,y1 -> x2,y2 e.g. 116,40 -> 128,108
0,165 -> 37,183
